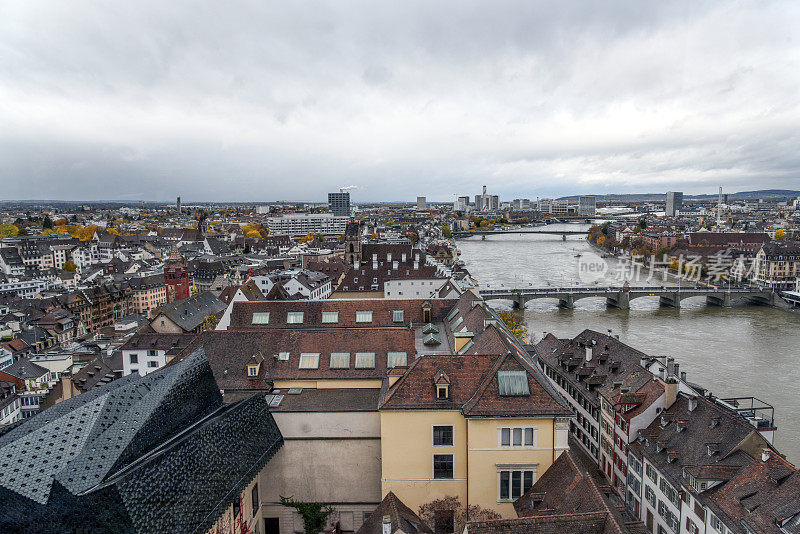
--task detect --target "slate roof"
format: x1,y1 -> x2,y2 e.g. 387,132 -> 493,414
1,358 -> 49,380
153,291 -> 226,332
0,347 -> 283,533
268,387 -> 381,413
356,491 -> 433,534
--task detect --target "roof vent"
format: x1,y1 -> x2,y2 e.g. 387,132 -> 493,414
688,397 -> 698,412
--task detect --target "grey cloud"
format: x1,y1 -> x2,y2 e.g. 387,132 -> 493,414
0,0 -> 799,201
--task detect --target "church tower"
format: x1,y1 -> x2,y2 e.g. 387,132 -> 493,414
164,247 -> 190,302
344,222 -> 362,265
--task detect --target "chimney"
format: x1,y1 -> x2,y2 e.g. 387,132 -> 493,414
585,346 -> 593,362
673,363 -> 680,378
688,397 -> 698,412
640,357 -> 649,369
762,449 -> 771,462
664,377 -> 678,409
382,515 -> 392,534
680,371 -> 687,382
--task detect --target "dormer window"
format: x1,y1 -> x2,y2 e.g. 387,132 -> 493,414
287,312 -> 304,324
437,385 -> 449,400
247,364 -> 259,377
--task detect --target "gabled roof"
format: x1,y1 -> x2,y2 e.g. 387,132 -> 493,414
356,491 -> 433,534
153,291 -> 226,332
380,352 -> 571,417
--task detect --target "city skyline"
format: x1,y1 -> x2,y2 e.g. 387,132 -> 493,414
2,1 -> 799,201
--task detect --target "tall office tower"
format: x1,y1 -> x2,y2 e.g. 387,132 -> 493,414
666,191 -> 683,216
579,196 -> 597,216
328,192 -> 351,217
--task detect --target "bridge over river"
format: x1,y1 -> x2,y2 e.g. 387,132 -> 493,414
480,286 -> 786,310
454,228 -> 588,238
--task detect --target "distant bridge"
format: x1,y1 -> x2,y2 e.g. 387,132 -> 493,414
454,229 -> 589,238
480,286 -> 784,310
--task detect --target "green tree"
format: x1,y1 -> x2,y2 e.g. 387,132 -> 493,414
441,225 -> 452,238
42,215 -> 54,230
279,496 -> 334,534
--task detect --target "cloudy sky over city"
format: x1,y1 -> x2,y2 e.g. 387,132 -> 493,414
1,0 -> 799,202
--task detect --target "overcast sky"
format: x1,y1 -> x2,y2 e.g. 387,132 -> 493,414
1,1 -> 799,202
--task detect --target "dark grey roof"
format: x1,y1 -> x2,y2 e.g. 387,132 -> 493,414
0,347 -> 283,533
2,358 -> 49,380
156,291 -> 226,331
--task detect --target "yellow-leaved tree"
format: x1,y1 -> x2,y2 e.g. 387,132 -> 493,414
498,312 -> 529,343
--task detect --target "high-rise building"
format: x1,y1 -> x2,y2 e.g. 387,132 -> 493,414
454,196 -> 470,212
177,196 -> 181,215
490,195 -> 500,210
416,196 -> 427,210
579,196 -> 597,216
666,191 -> 683,217
328,192 -> 351,217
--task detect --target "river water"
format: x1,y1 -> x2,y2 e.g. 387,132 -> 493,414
457,224 -> 800,464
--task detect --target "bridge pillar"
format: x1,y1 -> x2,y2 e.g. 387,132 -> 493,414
607,290 -> 630,310
706,292 -> 731,307
512,295 -> 525,310
659,291 -> 681,309
558,294 -> 574,309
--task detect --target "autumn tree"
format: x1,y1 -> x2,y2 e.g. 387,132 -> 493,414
200,314 -> 219,331
498,311 -> 529,343
418,496 -> 501,534
246,230 -> 262,239
441,225 -> 452,238
775,229 -> 786,240
0,223 -> 19,238
62,261 -> 77,272
279,496 -> 334,534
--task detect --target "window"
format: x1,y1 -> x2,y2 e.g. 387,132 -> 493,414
392,310 -> 404,323
387,352 -> 407,368
329,352 -> 350,369
660,478 -> 681,508
497,371 -> 530,396
498,468 -> 535,500
147,361 -> 158,368
321,311 -> 339,323
287,312 -> 304,324
355,352 -> 376,369
356,310 -> 373,323
251,484 -> 259,517
247,365 -> 258,377
298,353 -> 319,369
646,463 -> 658,483
711,514 -> 726,533
499,427 -> 536,447
129,353 -> 138,364
450,316 -> 464,331
252,312 -> 270,324
686,518 -> 699,534
437,385 -> 449,400
433,425 -> 453,446
645,486 -> 656,507
433,454 -> 454,479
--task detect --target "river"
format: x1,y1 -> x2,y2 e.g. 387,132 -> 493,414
457,224 -> 800,464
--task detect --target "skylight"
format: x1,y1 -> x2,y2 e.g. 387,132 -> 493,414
321,311 -> 339,323
498,370 -> 530,396
298,353 -> 319,369
450,316 -> 464,332
287,312 -> 304,324
387,352 -> 408,368
329,352 -> 350,369
355,352 -> 376,369
446,308 -> 459,322
251,312 -> 270,324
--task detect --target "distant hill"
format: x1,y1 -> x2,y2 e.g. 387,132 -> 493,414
557,189 -> 800,202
